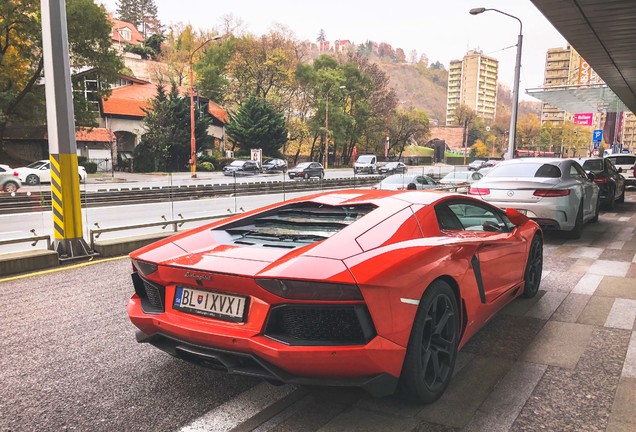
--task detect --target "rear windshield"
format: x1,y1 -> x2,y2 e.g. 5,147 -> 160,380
488,163 -> 561,178
582,160 -> 603,171
215,202 -> 377,249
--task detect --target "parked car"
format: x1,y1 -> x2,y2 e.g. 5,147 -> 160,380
128,189 -> 542,403
14,160 -> 87,185
288,162 -> 324,180
379,161 -> 408,175
482,159 -> 501,168
579,157 -> 625,210
222,160 -> 261,176
0,164 -> 21,193
439,170 -> 483,191
261,158 -> 288,173
468,158 -> 600,239
468,159 -> 486,170
353,154 -> 377,174
373,174 -> 438,190
604,154 -> 636,187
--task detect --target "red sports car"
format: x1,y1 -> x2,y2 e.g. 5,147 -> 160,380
128,190 -> 542,403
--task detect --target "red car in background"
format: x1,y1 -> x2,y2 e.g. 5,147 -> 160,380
128,190 -> 542,403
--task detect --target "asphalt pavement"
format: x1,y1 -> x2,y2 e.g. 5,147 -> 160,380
1,192 -> 635,431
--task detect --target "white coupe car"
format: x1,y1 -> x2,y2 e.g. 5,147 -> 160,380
14,160 -> 87,185
468,158 -> 600,239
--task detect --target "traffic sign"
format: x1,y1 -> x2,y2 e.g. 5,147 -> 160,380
593,130 -> 603,143
593,142 -> 600,150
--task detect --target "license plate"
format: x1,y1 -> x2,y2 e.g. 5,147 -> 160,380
173,287 -> 248,322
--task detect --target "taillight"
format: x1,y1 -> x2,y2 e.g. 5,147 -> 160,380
256,279 -> 363,300
468,187 -> 490,196
13,171 -> 19,177
594,177 -> 608,184
533,189 -> 571,197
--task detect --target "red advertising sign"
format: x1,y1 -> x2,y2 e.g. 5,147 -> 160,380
573,113 -> 593,126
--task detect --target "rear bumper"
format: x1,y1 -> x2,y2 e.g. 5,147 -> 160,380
135,330 -> 398,397
484,199 -> 573,231
128,295 -> 405,395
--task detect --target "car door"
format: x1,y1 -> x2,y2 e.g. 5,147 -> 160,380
435,200 -> 527,303
606,159 -> 624,199
40,162 -> 52,182
570,162 -> 596,217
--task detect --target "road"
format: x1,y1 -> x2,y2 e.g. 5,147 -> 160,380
1,194 -> 635,431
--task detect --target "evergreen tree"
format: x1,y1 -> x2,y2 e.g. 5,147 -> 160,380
317,29 -> 326,43
116,0 -> 160,37
137,83 -> 211,172
226,97 -> 288,157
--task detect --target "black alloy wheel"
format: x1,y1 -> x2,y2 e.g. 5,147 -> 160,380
567,200 -> 584,239
521,234 -> 543,298
399,280 -> 459,403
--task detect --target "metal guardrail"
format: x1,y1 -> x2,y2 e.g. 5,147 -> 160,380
0,229 -> 52,250
88,212 -> 239,250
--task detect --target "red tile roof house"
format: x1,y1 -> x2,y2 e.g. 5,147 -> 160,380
2,71 -> 228,172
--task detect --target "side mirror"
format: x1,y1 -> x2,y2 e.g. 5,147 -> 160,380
617,167 -> 623,173
505,208 -> 530,227
587,172 -> 595,182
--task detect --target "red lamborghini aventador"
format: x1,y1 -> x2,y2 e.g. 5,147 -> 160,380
127,190 -> 542,403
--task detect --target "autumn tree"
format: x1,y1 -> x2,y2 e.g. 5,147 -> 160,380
516,113 -> 541,149
0,0 -> 123,150
388,108 -> 430,158
470,139 -> 489,158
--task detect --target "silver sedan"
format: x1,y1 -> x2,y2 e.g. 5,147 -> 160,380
468,158 -> 600,239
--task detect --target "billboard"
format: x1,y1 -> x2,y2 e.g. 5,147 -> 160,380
573,113 -> 593,126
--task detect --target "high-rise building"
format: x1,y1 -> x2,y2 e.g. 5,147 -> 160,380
540,45 -> 604,125
445,50 -> 498,126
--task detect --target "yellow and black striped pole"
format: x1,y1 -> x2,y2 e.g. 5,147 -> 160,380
42,0 -> 90,258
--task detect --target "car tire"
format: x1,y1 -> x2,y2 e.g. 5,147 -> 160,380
521,234 -> 543,298
303,173 -> 309,180
25,174 -> 40,185
3,181 -> 19,193
590,196 -> 600,223
566,200 -> 584,240
398,279 -> 459,403
319,171 -> 324,180
617,186 -> 625,203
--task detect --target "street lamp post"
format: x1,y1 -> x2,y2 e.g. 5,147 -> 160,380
470,7 -> 523,160
324,85 -> 346,170
189,36 -> 221,178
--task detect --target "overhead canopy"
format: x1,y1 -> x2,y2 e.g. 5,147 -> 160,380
529,0 -> 636,114
527,84 -> 629,113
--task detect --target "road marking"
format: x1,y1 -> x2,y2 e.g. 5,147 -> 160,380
0,255 -> 128,283
180,382 -> 298,432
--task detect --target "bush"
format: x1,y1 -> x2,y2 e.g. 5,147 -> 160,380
84,162 -> 98,174
197,161 -> 215,172
78,156 -> 88,165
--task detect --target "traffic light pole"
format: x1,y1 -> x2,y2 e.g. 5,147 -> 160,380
41,0 -> 92,259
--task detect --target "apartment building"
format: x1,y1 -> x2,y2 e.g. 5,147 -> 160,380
446,50 -> 498,126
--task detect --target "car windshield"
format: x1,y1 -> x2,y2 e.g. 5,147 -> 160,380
295,163 -> 311,169
488,163 -> 562,178
26,161 -> 47,169
229,160 -> 245,167
382,175 -> 416,184
582,160 -> 603,171
357,156 -> 374,163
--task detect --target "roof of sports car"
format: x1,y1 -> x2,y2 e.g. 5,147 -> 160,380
309,189 -> 456,206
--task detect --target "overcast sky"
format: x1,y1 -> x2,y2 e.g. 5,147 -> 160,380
100,0 -> 566,101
